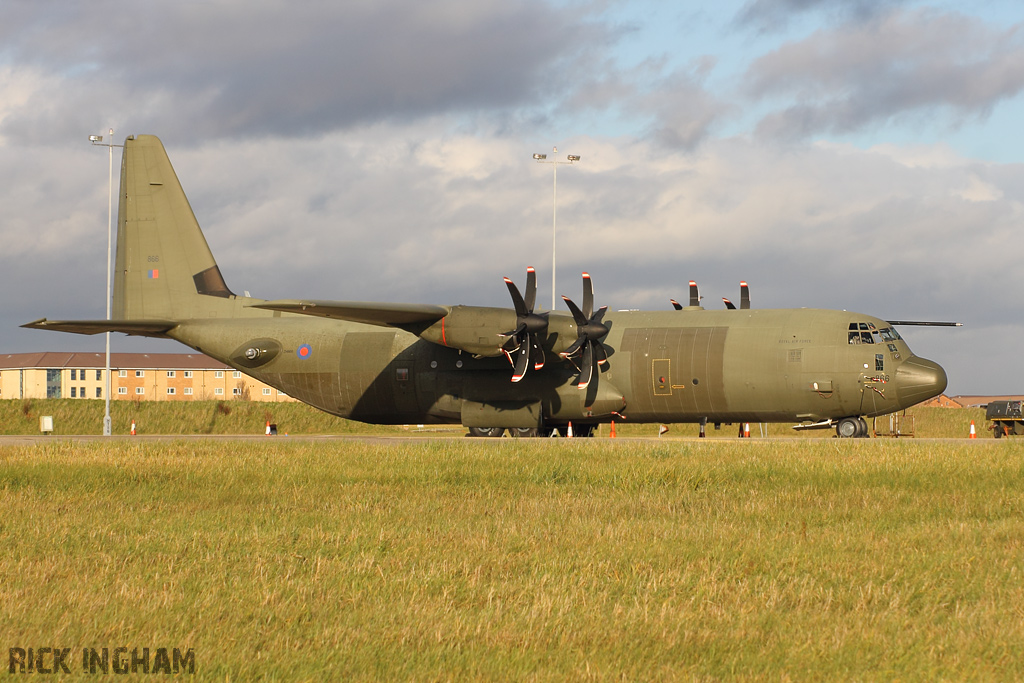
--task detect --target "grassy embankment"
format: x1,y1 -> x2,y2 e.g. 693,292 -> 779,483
2,439 -> 1023,680
0,398 -> 994,438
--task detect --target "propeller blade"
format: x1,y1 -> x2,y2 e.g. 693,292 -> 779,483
671,299 -> 682,311
591,306 -> 607,326
723,297 -> 736,310
511,341 -> 530,382
561,296 -> 589,327
594,340 -> 608,366
689,281 -> 699,308
740,281 -> 750,310
501,320 -> 527,339
561,335 -> 586,358
524,267 -> 537,312
578,341 -> 594,389
504,277 -> 529,318
582,272 -> 594,319
532,342 -> 545,370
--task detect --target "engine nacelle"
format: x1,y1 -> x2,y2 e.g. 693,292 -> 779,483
417,305 -> 582,357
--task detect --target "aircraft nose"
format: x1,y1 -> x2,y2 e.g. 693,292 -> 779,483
894,356 -> 948,405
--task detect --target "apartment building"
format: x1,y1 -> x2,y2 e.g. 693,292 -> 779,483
0,352 -> 295,402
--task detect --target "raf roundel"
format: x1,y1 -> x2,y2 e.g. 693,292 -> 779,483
296,344 -> 312,359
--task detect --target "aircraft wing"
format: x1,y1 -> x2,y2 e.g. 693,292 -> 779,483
21,318 -> 178,337
250,300 -> 450,327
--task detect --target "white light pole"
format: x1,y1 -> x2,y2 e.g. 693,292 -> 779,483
89,130 -> 123,436
533,147 -> 580,310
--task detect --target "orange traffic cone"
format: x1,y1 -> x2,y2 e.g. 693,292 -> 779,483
744,423 -> 750,438
130,419 -> 136,436
610,421 -> 616,438
265,421 -> 271,436
969,421 -> 977,439
567,422 -> 574,438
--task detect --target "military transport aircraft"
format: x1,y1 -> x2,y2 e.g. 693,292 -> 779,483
25,135 -> 951,438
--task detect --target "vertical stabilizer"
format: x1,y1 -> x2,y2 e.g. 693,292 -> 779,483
113,135 -> 234,321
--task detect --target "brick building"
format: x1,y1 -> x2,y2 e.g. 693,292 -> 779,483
0,352 -> 295,402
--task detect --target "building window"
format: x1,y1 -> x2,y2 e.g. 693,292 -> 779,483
184,387 -> 193,396
232,387 -> 241,395
135,387 -> 145,395
166,387 -> 175,395
70,369 -> 77,381
96,387 -> 102,398
96,370 -> 102,381
214,388 -> 223,395
184,371 -> 193,379
167,370 -> 175,378
215,371 -> 224,379
118,387 -> 127,395
119,370 -> 127,377
71,387 -> 77,398
232,371 -> 241,379
262,388 -> 272,396
46,369 -> 61,398
136,370 -> 145,378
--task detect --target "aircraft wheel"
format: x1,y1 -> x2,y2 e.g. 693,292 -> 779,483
836,417 -> 860,438
512,427 -> 539,438
468,427 -> 505,438
994,424 -> 1004,439
856,417 -> 870,438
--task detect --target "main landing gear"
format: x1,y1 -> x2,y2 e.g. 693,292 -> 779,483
467,424 -> 596,438
836,416 -> 870,438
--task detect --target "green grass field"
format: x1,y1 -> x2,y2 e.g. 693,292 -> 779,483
3,438 -> 1023,680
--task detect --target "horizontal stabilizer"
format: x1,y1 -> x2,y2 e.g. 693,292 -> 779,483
21,318 -> 177,337
250,300 -> 450,327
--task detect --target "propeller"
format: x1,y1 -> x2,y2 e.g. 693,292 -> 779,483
561,272 -> 609,389
671,281 -> 703,310
723,281 -> 750,310
501,267 -> 548,382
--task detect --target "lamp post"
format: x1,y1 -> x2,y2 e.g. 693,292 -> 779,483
533,147 -> 580,310
89,130 -> 123,436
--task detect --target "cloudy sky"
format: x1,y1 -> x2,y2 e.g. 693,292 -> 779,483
3,0 -> 1023,395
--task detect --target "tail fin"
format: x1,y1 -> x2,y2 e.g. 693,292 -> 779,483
113,135 -> 235,321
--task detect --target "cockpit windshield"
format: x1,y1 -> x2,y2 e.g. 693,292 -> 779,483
848,322 -> 901,344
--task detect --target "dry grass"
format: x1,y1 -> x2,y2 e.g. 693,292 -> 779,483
3,438 -> 1023,680
0,399 -> 994,439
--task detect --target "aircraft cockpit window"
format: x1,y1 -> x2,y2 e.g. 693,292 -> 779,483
848,321 -> 884,344
879,327 -> 901,342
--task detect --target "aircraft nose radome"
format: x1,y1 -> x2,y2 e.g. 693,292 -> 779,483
895,356 -> 948,405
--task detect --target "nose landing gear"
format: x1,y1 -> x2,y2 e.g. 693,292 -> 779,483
836,416 -> 870,438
